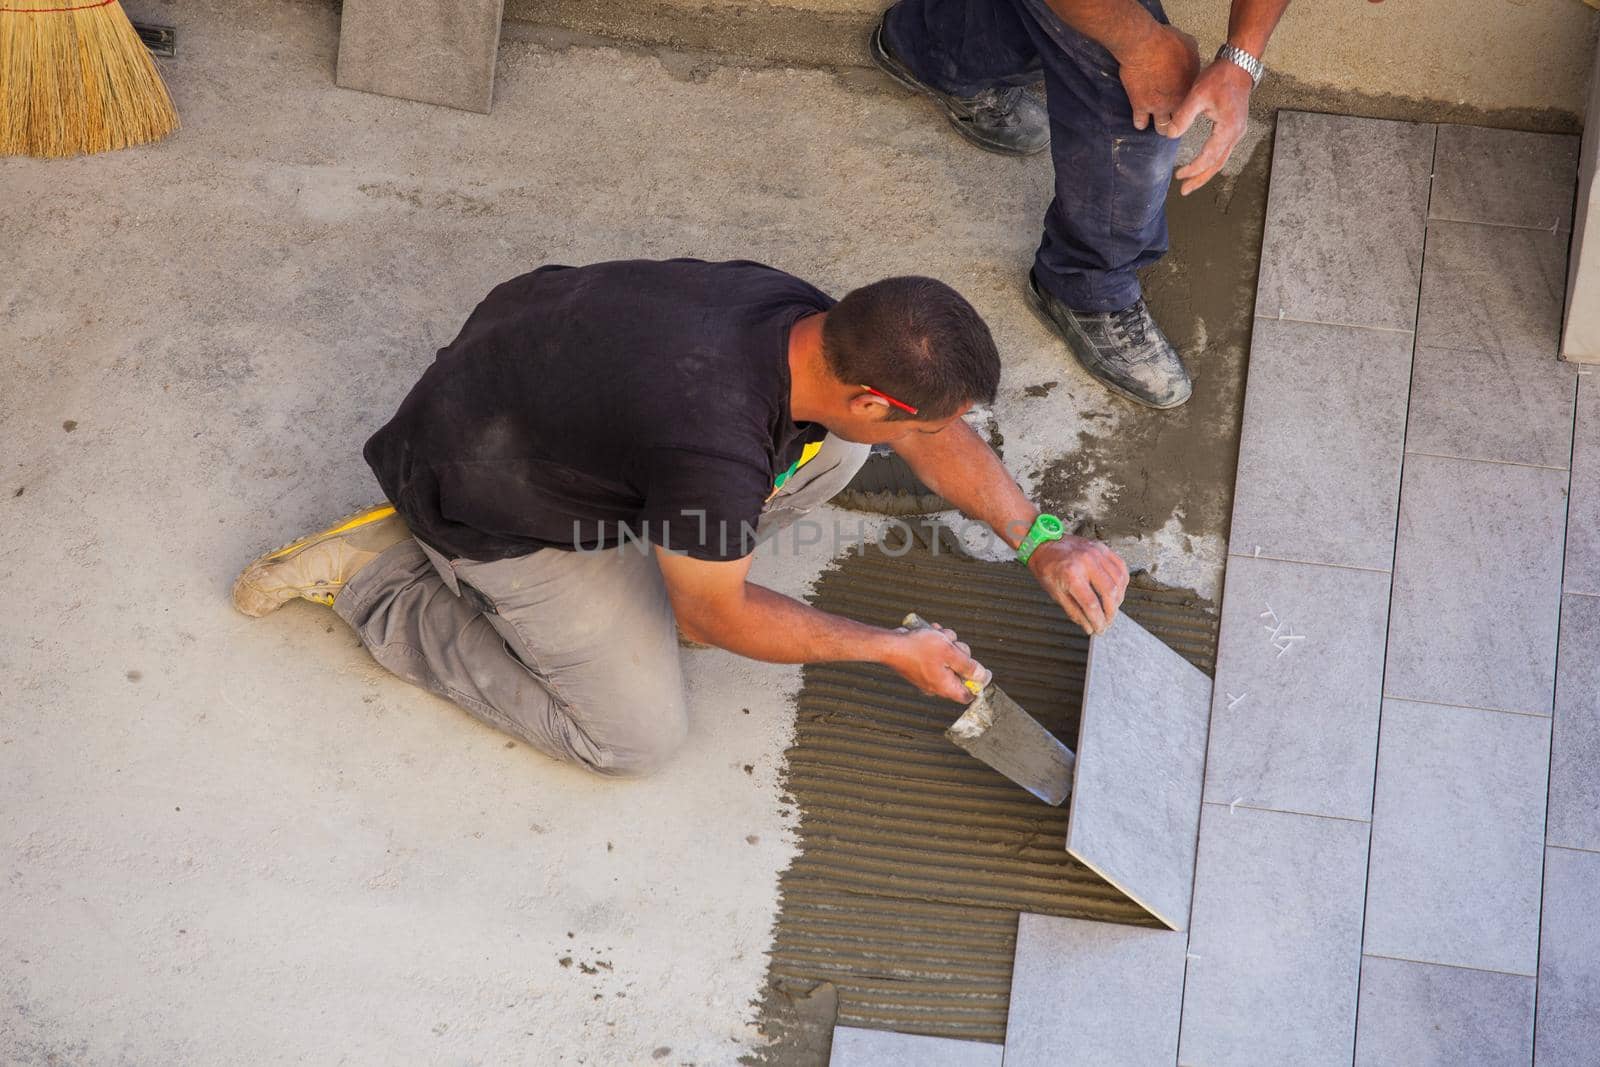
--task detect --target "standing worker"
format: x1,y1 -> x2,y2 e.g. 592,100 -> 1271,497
872,0 -> 1288,409
231,260 -> 1129,778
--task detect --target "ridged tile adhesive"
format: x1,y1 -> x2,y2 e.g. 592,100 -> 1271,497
747,540 -> 1216,1062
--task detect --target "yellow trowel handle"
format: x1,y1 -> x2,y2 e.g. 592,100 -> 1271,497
900,613 -> 989,694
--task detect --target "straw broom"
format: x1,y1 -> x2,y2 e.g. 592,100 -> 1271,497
1,0 -> 177,158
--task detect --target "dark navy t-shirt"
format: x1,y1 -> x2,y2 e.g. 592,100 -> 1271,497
364,259 -> 833,562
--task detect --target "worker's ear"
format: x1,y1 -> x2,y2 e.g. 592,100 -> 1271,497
848,391 -> 893,420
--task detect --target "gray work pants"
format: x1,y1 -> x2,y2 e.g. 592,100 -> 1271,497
336,435 -> 870,776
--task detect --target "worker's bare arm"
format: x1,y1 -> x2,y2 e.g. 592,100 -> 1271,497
1218,0 -> 1289,59
1041,0 -> 1199,132
890,419 -> 1129,636
654,547 -> 982,702
1169,0 -> 1289,194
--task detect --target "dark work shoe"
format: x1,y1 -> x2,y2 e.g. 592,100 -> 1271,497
1026,271 -> 1193,410
869,16 -> 1048,157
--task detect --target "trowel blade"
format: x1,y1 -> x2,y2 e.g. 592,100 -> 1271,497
945,683 -> 1076,805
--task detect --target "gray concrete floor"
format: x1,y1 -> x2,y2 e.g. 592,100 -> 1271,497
1,3 -> 1260,1062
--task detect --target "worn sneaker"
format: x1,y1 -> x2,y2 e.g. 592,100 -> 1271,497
1026,271 -> 1192,409
869,14 -> 1049,157
231,503 -> 411,617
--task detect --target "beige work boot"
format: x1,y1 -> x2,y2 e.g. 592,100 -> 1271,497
231,503 -> 411,617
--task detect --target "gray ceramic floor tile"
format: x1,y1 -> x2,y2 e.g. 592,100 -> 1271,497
1067,615 -> 1211,931
1405,343 -> 1577,469
829,1026 -> 1002,1067
1256,111 -> 1434,331
1354,955 -> 1535,1067
1004,913 -> 1186,1067
1535,846 -> 1600,1066
1363,699 -> 1549,975
1430,125 -> 1581,232
1203,555 -> 1390,821
1385,453 -> 1567,715
1565,376 -> 1600,597
1230,318 -> 1414,572
1178,804 -> 1370,1067
1548,594 -> 1600,851
1416,220 -> 1571,358
337,0 -> 506,113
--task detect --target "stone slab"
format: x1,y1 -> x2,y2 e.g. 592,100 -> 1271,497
337,0 -> 506,113
1548,593 -> 1600,851
1363,699 -> 1549,975
1562,40 -> 1600,363
1384,453 -> 1567,716
1255,111 -> 1434,331
1535,846 -> 1600,1066
1178,804 -> 1370,1067
1066,614 -> 1211,931
1565,376 -> 1600,597
1229,318 -> 1414,572
1203,555 -> 1390,821
1003,913 -> 1186,1067
1405,344 -> 1577,469
1354,955 -> 1535,1067
829,1026 -> 1002,1067
1416,219 -> 1570,359
1429,124 -> 1580,232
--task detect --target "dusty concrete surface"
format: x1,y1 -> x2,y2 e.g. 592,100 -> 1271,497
508,0 -> 1598,120
1,2 -> 1308,1063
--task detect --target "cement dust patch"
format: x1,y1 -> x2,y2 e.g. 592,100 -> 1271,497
748,543 -> 1215,1062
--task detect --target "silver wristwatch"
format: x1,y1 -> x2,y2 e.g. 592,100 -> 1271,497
1216,43 -> 1265,89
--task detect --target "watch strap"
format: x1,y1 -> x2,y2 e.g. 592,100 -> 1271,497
1216,43 -> 1265,88
1016,513 -> 1065,565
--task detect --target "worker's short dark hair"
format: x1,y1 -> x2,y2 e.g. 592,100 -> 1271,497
821,276 -> 1001,421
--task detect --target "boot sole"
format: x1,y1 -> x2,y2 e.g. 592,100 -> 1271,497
869,24 -> 1048,159
231,502 -> 397,617
1023,277 -> 1191,411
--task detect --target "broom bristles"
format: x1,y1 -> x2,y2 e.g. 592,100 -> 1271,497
1,0 -> 178,158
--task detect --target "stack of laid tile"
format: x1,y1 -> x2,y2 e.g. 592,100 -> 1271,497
1540,198 -> 1600,1066
1181,112 -> 1437,1066
1358,123 -> 1579,1065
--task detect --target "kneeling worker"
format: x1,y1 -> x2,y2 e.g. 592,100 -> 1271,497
232,259 -> 1129,776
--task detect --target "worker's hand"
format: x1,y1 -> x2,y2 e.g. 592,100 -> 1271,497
1168,59 -> 1254,195
1028,536 -> 1130,636
889,622 -> 987,704
1116,22 -> 1200,135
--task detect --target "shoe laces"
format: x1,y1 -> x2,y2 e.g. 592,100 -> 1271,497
967,86 -> 1023,127
1111,301 -> 1150,348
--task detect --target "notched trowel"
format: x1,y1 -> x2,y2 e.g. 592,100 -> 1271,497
902,613 -> 1076,805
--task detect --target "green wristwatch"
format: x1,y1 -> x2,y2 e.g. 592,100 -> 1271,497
1016,513 -> 1065,565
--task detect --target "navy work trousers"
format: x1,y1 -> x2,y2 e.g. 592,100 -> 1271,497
885,0 -> 1180,313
